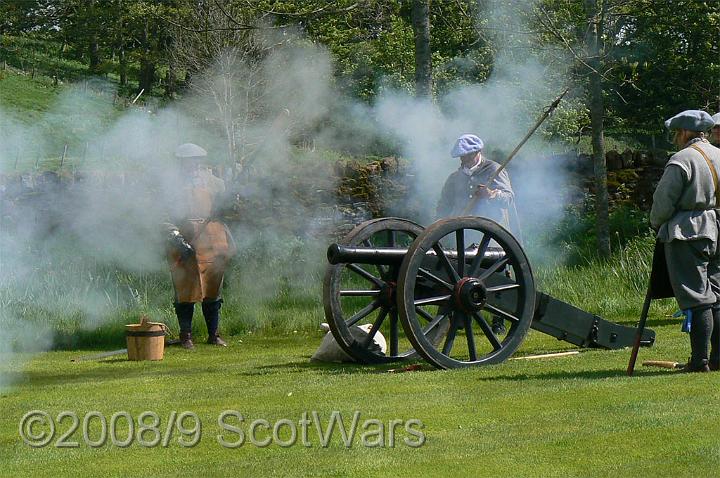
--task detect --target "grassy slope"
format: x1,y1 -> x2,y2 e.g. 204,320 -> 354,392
0,70 -> 122,171
0,35 -> 90,81
0,70 -> 58,114
0,326 -> 717,478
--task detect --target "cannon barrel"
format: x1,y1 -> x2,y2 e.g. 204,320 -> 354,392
327,243 -> 505,266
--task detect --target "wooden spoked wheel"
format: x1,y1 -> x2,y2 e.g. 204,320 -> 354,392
323,218 -> 423,363
397,217 -> 535,369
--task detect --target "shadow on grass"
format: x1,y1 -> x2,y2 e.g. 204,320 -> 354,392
237,359 -> 434,376
606,317 -> 678,328
643,318 -> 681,328
11,349 -> 433,388
6,361 -> 680,390
476,366 -> 680,382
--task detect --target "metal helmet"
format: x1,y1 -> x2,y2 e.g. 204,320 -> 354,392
175,143 -> 207,159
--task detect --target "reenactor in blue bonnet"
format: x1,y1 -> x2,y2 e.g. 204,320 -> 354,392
164,143 -> 237,349
651,110 -> 720,372
436,133 -> 521,334
710,113 -> 720,146
436,134 -> 521,237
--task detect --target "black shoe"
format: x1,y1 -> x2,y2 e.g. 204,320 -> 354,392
710,361 -> 719,371
680,359 -> 710,373
207,334 -> 228,347
491,317 -> 506,335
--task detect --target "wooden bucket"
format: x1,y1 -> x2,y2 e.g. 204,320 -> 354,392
125,316 -> 167,361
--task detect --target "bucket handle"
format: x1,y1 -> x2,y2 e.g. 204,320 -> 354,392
138,315 -> 171,336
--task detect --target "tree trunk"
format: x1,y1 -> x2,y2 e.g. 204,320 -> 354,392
119,47 -> 127,86
165,66 -> 176,97
89,35 -> 100,72
164,35 -> 176,97
139,60 -> 155,93
118,0 -> 127,86
88,0 -> 100,73
411,0 -> 432,98
585,0 -> 610,257
139,18 -> 154,93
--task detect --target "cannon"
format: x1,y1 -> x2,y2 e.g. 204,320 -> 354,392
323,216 -> 655,370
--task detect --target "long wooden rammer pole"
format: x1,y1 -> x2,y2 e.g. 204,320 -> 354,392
462,87 -> 570,216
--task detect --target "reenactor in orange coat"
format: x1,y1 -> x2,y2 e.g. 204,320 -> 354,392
165,143 -> 236,349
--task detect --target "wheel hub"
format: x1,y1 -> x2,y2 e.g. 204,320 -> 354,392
454,277 -> 487,313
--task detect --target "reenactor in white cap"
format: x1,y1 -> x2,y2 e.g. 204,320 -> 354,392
436,134 -> 519,236
164,143 -> 236,349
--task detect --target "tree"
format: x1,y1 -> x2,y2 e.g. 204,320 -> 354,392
170,2 -> 276,168
608,1 -> 720,132
584,0 -> 610,257
534,0 -> 634,257
125,1 -> 180,95
411,0 -> 431,97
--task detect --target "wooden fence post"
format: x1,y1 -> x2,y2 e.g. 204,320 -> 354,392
60,144 -> 68,170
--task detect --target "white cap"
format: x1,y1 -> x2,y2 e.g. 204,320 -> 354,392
175,143 -> 207,159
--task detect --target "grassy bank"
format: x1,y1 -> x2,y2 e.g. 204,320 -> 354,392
535,233 -> 676,325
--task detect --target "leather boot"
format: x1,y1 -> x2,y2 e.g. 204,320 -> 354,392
208,334 -> 227,346
710,306 -> 720,371
179,331 -> 195,350
684,306 -> 713,372
680,359 -> 710,373
202,299 -> 227,347
174,302 -> 195,350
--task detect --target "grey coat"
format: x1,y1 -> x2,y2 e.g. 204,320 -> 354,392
650,138 -> 720,242
436,159 -> 520,237
650,138 -> 720,310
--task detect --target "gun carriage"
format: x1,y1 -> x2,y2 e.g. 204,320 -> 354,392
323,216 -> 656,370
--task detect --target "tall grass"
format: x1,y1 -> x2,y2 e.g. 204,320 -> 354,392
1,226 -> 670,351
536,232 -> 676,324
0,229 -> 328,350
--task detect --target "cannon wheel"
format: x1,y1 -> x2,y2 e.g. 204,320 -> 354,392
397,217 -> 535,369
323,218 -> 424,364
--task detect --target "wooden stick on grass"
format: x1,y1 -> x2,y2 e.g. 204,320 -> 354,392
510,351 -> 580,361
71,349 -> 127,362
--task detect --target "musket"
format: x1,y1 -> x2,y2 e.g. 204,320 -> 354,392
462,87 -> 570,215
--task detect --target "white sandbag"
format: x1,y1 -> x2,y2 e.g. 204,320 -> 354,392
311,323 -> 387,363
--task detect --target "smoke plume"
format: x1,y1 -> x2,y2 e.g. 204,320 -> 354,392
0,3 -> 576,389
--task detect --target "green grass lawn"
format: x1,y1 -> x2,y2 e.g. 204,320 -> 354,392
1,315 -> 718,478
